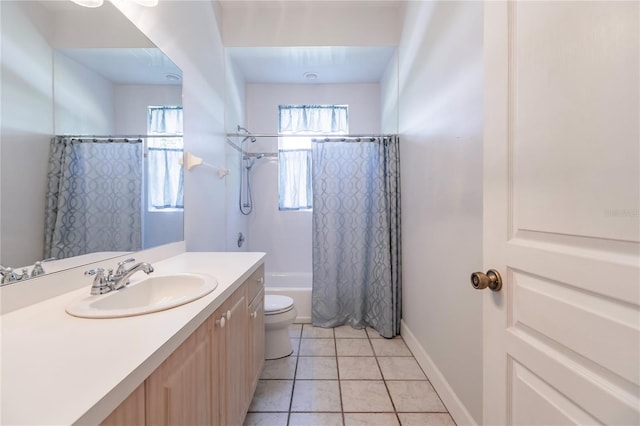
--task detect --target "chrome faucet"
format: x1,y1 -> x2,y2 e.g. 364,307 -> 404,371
1,266 -> 19,284
31,261 -> 46,277
109,258 -> 154,291
85,258 -> 154,295
1,266 -> 30,284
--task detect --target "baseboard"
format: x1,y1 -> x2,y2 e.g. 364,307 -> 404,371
401,320 -> 478,426
294,316 -> 311,324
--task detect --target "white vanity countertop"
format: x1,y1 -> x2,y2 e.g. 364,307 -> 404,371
0,251 -> 265,426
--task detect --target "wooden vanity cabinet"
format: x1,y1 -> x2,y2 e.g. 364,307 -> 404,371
99,384 -> 145,426
246,268 -> 265,411
145,318 -> 213,425
101,265 -> 265,426
213,284 -> 248,426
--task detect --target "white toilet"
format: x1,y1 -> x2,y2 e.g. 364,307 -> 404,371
264,295 -> 297,360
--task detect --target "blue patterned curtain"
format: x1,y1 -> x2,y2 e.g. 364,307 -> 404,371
43,137 -> 142,259
311,136 -> 402,338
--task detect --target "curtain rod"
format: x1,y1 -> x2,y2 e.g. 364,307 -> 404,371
225,132 -> 396,139
57,134 -> 183,139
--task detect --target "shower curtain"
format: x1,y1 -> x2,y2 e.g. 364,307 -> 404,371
43,136 -> 142,260
311,136 -> 401,338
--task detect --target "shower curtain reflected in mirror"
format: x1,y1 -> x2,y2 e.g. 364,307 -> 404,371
43,136 -> 142,260
311,136 -> 401,338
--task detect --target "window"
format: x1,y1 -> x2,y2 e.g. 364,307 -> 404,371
278,105 -> 348,210
147,106 -> 184,211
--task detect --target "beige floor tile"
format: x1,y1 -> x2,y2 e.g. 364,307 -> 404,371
377,357 -> 427,380
370,338 -> 412,356
288,412 -> 343,426
302,324 -> 335,338
296,356 -> 338,379
386,381 -> 447,412
337,357 -> 382,380
366,327 -> 384,339
261,356 -> 298,380
336,339 -> 374,356
248,380 -> 294,412
340,380 -> 394,412
291,338 -> 301,356
343,413 -> 400,426
291,380 -> 342,412
243,412 -> 289,426
299,338 -> 336,356
334,325 -> 368,338
289,324 -> 303,338
397,413 -> 456,426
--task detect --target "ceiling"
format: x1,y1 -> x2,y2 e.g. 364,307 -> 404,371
57,48 -> 182,85
43,1 -> 396,85
227,46 -> 397,84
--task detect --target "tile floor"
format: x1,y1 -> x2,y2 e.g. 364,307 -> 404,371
244,324 -> 456,426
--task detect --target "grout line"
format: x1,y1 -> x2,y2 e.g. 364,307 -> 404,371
369,334 -> 402,425
333,329 -> 345,426
286,335 -> 301,426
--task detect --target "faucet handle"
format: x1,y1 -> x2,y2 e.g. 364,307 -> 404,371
115,258 -> 136,275
31,261 -> 45,277
1,267 -> 19,284
85,268 -> 111,295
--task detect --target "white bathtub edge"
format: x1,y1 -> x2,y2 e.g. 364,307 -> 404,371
265,287 -> 312,324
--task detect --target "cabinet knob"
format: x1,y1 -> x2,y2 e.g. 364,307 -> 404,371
226,309 -> 232,321
250,311 -> 258,319
257,277 -> 264,285
216,316 -> 226,328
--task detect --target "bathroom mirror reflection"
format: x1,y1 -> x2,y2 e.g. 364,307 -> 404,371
0,0 -> 184,284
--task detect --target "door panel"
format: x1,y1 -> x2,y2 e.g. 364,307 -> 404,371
511,361 -> 601,426
483,1 -> 639,425
512,1 -> 639,242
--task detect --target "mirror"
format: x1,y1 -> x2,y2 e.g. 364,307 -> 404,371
0,1 -> 183,283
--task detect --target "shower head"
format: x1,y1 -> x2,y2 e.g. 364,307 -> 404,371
237,125 -> 257,143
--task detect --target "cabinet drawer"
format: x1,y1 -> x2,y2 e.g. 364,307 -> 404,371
246,264 -> 265,305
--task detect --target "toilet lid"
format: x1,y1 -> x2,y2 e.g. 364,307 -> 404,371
265,295 -> 294,315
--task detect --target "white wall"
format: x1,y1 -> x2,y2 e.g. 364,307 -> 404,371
246,83 -> 381,275
54,52 -> 116,135
224,50 -> 249,252
112,0 -> 228,252
394,1 -> 484,424
0,1 -> 54,266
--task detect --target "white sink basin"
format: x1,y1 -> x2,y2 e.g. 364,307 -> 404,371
66,273 -> 218,319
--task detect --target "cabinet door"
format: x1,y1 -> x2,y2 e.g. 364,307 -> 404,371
100,384 -> 145,426
226,287 -> 249,426
247,289 -> 265,405
215,285 -> 248,426
146,320 -> 212,426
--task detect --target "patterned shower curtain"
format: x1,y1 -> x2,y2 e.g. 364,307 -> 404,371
43,136 -> 142,260
311,136 -> 402,338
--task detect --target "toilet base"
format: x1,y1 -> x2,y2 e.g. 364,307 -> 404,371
264,307 -> 297,360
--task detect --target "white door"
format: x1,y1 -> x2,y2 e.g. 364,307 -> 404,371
482,1 -> 639,425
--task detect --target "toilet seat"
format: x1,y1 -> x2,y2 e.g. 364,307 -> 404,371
265,295 -> 294,315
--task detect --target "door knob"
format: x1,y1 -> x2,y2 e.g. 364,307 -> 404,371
470,269 -> 502,291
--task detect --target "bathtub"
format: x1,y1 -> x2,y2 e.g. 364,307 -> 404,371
264,272 -> 312,323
